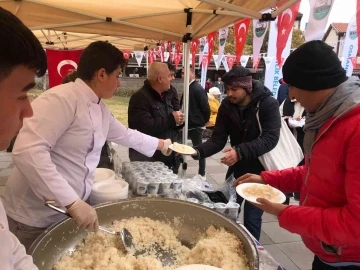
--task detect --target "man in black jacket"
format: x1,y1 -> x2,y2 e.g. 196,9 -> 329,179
128,62 -> 184,171
277,78 -> 289,106
192,66 -> 281,240
181,67 -> 210,181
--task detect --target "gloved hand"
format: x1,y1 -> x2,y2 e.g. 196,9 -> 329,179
67,199 -> 99,232
161,139 -> 172,156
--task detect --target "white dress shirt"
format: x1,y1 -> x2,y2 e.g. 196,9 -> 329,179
3,79 -> 158,228
0,200 -> 37,270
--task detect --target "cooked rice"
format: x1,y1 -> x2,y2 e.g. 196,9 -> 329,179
242,184 -> 281,202
54,217 -> 249,270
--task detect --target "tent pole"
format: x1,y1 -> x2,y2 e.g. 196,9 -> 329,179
146,51 -> 149,78
182,40 -> 191,174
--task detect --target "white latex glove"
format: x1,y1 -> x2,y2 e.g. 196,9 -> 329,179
161,139 -> 172,156
67,199 -> 99,232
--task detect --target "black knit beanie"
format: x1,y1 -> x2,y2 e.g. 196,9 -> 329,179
283,40 -> 348,91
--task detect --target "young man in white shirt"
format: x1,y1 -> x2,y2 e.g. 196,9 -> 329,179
3,41 -> 172,252
0,7 -> 47,270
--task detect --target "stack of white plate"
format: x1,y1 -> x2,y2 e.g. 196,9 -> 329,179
90,180 -> 129,205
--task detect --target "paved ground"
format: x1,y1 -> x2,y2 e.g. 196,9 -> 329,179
0,147 -> 314,270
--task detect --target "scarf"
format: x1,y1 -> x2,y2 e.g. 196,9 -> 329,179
303,77 -> 360,155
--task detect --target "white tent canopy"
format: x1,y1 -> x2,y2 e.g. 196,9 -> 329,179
1,0 -> 297,41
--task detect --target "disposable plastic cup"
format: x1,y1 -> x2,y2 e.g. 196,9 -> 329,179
136,181 -> 149,196
226,202 -> 240,220
214,203 -> 227,214
147,181 -> 161,196
159,181 -> 172,194
172,179 -> 184,193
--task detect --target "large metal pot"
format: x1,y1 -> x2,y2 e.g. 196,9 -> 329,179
29,198 -> 259,269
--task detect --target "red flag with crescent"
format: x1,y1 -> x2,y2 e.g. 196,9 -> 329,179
207,31 -> 217,69
161,43 -> 166,62
46,49 -> 83,88
148,50 -> 154,64
234,19 -> 250,63
122,50 -> 131,60
174,53 -> 182,68
276,2 -> 300,68
226,55 -> 236,70
167,41 -> 172,52
351,56 -> 358,68
202,55 -> 209,70
191,39 -> 199,68
176,42 -> 182,56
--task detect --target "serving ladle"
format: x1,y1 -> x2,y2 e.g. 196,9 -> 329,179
45,201 -> 176,266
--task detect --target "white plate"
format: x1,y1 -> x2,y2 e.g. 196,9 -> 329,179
236,183 -> 286,204
169,143 -> 197,155
175,265 -> 222,270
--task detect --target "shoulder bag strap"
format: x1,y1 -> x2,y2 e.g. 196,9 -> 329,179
255,101 -> 262,135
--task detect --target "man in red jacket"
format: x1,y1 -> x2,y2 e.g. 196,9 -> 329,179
234,40 -> 360,269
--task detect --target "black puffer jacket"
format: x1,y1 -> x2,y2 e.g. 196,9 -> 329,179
181,81 -> 210,129
128,80 -> 181,167
195,80 -> 281,178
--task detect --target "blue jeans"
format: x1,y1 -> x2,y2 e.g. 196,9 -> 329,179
237,194 -> 263,241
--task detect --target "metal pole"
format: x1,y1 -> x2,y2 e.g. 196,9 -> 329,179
182,40 -> 191,167
146,51 -> 149,78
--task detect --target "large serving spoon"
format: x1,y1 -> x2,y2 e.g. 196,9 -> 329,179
45,201 -> 176,266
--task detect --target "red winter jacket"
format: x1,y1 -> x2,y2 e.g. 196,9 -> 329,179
261,105 -> 360,263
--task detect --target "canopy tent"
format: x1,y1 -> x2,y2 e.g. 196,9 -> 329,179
33,30 -> 159,50
2,0 -> 296,41
1,0 -> 301,172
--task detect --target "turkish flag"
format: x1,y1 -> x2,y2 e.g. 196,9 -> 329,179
207,31 -> 217,69
176,42 -> 182,56
202,56 -> 209,70
234,18 -> 250,63
226,55 -> 236,70
161,43 -> 166,62
276,1 -> 300,68
148,50 -> 154,64
167,41 -> 172,52
253,57 -> 261,70
46,49 -> 83,88
191,39 -> 199,68
351,56 -> 358,68
122,50 -> 131,60
174,53 -> 182,68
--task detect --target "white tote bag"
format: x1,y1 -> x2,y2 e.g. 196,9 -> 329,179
256,102 -> 304,171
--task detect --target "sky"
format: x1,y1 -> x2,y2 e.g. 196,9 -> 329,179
298,0 -> 356,30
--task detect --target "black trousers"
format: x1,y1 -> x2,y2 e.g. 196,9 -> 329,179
312,256 -> 360,270
188,128 -> 206,176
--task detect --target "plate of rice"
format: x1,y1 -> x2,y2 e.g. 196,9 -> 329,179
169,142 -> 197,155
236,183 -> 286,204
